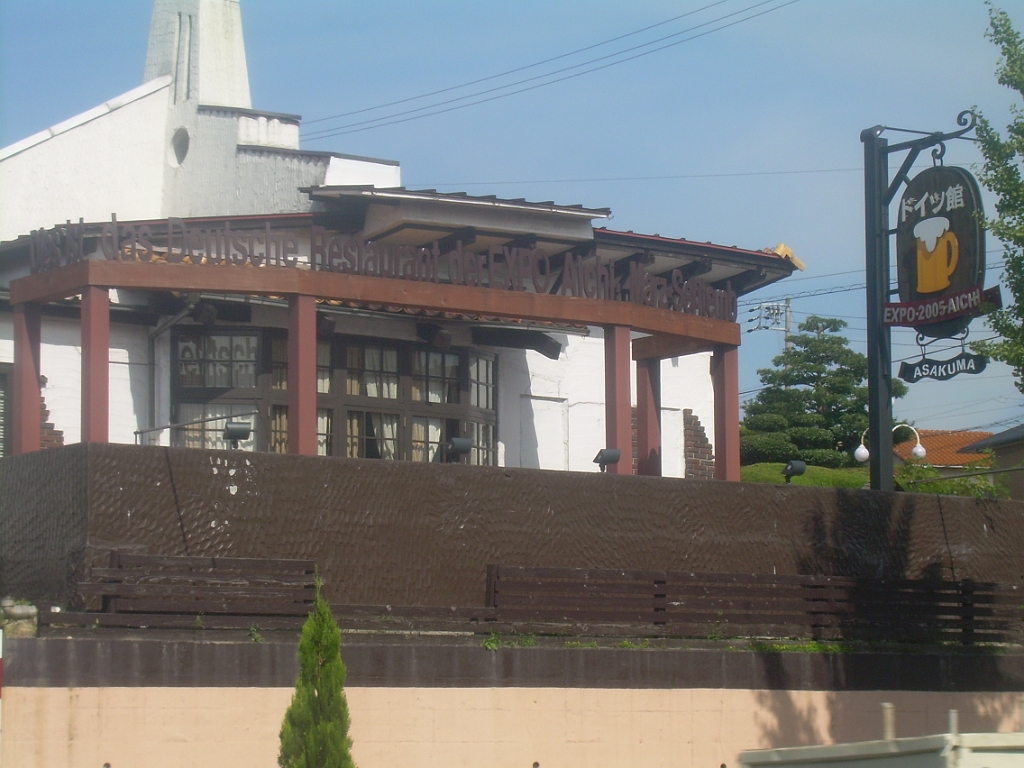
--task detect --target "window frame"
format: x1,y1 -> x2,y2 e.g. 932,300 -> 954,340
169,326 -> 498,463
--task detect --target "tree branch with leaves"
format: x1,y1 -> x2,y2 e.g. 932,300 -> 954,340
974,4 -> 1024,395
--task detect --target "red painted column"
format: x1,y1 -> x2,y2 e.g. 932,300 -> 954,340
711,345 -> 741,481
81,286 -> 110,443
288,294 -> 317,456
11,303 -> 42,454
603,325 -> 632,475
636,358 -> 662,476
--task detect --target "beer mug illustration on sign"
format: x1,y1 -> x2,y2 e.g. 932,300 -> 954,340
913,216 -> 959,293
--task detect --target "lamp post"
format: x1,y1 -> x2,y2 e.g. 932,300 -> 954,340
854,424 -> 926,466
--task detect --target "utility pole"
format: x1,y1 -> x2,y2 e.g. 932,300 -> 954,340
783,298 -> 793,351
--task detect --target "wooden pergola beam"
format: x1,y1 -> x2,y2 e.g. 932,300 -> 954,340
11,260 -> 740,346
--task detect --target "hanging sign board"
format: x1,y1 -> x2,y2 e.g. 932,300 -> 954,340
897,351 -> 988,383
887,165 -> 986,338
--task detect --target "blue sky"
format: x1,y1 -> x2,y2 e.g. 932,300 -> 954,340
2,0 -> 1022,434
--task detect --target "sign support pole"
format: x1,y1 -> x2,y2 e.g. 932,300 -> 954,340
862,126 -> 895,491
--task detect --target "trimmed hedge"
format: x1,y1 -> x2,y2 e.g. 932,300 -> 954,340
743,413 -> 789,433
740,432 -> 799,464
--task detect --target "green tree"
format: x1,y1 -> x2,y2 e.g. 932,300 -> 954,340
895,455 -> 1010,500
743,316 -> 907,465
279,586 -> 355,768
974,4 -> 1024,394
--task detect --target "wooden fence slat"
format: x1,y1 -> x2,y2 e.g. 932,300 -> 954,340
488,565 -> 1023,644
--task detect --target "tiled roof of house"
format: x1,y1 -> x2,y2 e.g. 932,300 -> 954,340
894,429 -> 994,467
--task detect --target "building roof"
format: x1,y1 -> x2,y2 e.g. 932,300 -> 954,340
0,76 -> 172,162
894,429 -> 994,467
306,185 -> 611,217
960,423 -> 1024,452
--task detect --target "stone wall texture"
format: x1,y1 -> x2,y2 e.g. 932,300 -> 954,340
2,443 -> 1023,607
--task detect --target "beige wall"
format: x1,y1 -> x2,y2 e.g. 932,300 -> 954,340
3,686 -> 1020,768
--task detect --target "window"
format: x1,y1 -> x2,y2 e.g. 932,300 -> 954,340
317,408 -> 333,456
467,421 -> 495,466
171,327 -> 496,463
269,405 -> 288,454
175,403 -> 257,451
178,333 -> 257,389
412,350 -> 460,404
347,411 -> 398,459
470,356 -> 494,410
346,346 -> 398,399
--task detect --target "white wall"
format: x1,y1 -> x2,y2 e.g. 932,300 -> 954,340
324,156 -> 402,188
497,333 -> 717,475
0,314 -> 150,446
662,351 -> 717,467
196,0 -> 251,108
0,81 -> 171,241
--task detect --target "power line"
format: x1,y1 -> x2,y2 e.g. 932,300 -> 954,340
740,260 -> 1008,307
411,167 -> 865,187
303,0 -> 801,140
303,0 -> 787,138
778,251 -> 1007,287
303,0 -> 735,126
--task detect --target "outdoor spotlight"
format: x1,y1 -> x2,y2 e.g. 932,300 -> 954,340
316,314 -> 336,338
416,322 -> 453,351
222,421 -> 251,449
192,301 -> 218,327
593,448 -> 621,473
444,436 -> 473,463
782,460 -> 806,483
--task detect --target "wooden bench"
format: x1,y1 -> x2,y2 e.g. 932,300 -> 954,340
39,551 -> 494,634
486,565 -> 1024,644
40,552 -> 318,630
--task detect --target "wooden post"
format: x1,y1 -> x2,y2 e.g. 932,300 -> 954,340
603,325 -> 632,475
288,294 -> 317,455
636,358 -> 661,476
711,345 -> 740,481
11,303 -> 42,454
81,286 -> 110,443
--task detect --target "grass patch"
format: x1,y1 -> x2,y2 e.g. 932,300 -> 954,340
750,640 -> 858,654
481,632 -> 537,650
741,463 -> 868,488
564,640 -> 599,648
614,638 -> 651,649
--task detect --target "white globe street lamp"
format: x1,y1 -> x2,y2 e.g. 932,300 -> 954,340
855,424 -> 926,463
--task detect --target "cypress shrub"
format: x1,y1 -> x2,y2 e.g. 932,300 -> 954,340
279,586 -> 355,768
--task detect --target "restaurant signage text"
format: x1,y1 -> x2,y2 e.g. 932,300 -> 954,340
898,352 -> 988,384
28,216 -> 738,322
892,165 -> 986,338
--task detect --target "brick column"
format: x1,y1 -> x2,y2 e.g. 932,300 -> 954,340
12,303 -> 42,454
288,295 -> 317,455
81,286 -> 110,443
711,345 -> 740,481
603,325 -> 632,475
636,358 -> 661,476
